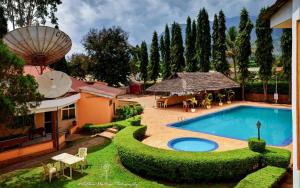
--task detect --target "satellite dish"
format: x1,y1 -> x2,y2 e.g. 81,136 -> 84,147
3,26 -> 72,73
37,71 -> 72,98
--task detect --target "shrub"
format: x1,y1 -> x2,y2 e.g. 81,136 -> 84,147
248,138 -> 266,153
261,147 -> 291,168
114,126 -> 291,183
115,104 -> 144,121
245,82 -> 289,95
235,166 -> 286,188
83,116 -> 141,134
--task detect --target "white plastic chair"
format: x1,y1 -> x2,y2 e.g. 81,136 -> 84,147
42,162 -> 58,182
76,147 -> 88,168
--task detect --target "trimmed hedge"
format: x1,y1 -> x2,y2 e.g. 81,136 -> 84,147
245,82 -> 289,95
114,125 -> 291,183
83,115 -> 141,134
235,166 -> 287,188
248,138 -> 266,153
261,147 -> 291,168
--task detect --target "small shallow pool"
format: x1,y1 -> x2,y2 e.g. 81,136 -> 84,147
169,106 -> 292,146
168,137 -> 218,152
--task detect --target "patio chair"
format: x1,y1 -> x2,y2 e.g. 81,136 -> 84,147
42,162 -> 58,182
163,99 -> 168,108
76,147 -> 88,168
183,101 -> 188,108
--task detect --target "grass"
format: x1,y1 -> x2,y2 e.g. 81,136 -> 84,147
0,141 -> 236,188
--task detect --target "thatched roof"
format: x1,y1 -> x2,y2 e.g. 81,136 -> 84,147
146,72 -> 240,95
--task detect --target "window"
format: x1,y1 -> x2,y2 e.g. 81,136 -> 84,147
62,104 -> 76,120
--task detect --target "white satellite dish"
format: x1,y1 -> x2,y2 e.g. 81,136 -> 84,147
37,71 -> 72,98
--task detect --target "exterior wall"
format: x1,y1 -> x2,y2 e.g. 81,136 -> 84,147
77,93 -> 115,127
245,93 -> 290,104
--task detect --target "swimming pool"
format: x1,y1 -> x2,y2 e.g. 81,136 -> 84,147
169,106 -> 292,146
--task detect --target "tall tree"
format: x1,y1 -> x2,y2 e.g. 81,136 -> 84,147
216,10 -> 229,75
226,26 -> 238,79
281,29 -> 292,103
190,20 -> 197,71
159,35 -> 165,75
129,45 -> 140,76
255,8 -> 274,101
170,22 -> 185,73
162,24 -> 171,79
0,6 -> 7,38
150,31 -> 160,82
0,41 -> 42,127
212,14 -> 219,70
236,8 -> 253,100
82,26 -> 131,86
185,16 -> 193,72
2,0 -> 62,29
196,8 -> 211,72
140,41 -> 148,84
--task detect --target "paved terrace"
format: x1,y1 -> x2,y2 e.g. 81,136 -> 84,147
121,95 -> 292,152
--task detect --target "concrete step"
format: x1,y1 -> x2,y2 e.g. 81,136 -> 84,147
97,131 -> 115,139
106,128 -> 118,134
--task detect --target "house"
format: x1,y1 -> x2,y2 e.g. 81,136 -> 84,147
0,66 -> 123,166
264,0 -> 300,186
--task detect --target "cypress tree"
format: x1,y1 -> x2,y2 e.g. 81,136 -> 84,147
212,14 -> 219,70
226,26 -> 238,79
0,6 -> 7,38
255,8 -> 274,102
170,22 -> 185,73
150,31 -> 160,82
216,10 -> 229,75
140,41 -> 148,84
160,35 -> 165,64
281,29 -> 292,103
236,8 -> 253,100
185,16 -> 193,72
163,24 -> 171,79
196,8 -> 211,72
190,20 -> 197,71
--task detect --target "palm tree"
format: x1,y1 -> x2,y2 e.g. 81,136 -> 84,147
226,26 -> 238,79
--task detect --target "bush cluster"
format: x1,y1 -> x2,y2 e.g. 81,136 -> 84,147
235,166 -> 287,188
115,104 -> 143,121
114,125 -> 291,183
248,138 -> 266,153
245,82 -> 289,95
83,115 -> 141,134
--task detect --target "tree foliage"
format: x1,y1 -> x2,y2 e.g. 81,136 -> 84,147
129,45 -> 140,76
226,26 -> 238,79
170,22 -> 185,73
150,31 -> 160,82
140,41 -> 148,83
68,53 -> 93,80
196,8 -> 211,72
159,35 -> 165,72
0,6 -> 8,38
212,14 -> 219,70
185,16 -> 194,72
49,57 -> 70,75
2,0 -> 62,29
255,8 -> 274,101
281,29 -> 292,102
0,41 -> 42,127
82,26 -> 131,86
215,10 -> 229,75
236,8 -> 253,100
162,25 -> 171,79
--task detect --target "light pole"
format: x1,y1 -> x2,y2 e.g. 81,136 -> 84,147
256,121 -> 261,140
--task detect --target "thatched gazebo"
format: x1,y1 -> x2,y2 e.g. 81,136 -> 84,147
146,72 -> 240,95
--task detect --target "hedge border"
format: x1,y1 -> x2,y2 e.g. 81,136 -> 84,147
235,166 -> 287,188
114,125 -> 291,183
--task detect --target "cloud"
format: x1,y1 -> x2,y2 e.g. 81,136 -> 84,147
54,0 -> 276,56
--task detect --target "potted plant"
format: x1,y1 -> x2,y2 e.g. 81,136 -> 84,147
205,93 -> 213,109
188,97 -> 197,112
226,89 -> 235,104
217,93 -> 225,106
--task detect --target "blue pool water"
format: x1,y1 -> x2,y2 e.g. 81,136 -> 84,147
168,137 -> 218,152
169,106 -> 292,146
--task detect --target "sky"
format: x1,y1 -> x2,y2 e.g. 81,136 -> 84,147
53,0 -> 276,55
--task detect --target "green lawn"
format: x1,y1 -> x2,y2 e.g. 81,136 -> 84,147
0,141 -> 235,188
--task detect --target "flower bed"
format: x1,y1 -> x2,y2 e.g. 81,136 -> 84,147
114,125 -> 291,183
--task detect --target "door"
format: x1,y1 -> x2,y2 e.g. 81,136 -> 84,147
44,112 -> 52,134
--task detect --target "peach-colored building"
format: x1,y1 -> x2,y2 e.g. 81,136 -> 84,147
0,66 -> 122,166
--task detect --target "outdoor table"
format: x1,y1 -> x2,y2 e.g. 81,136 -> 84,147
51,153 -> 84,179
